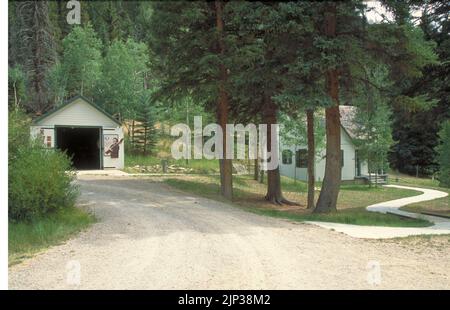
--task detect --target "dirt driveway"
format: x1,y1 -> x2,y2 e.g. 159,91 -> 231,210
9,175 -> 450,289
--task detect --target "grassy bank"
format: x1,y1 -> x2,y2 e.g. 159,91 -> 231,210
165,175 -> 431,227
389,171 -> 450,217
124,155 -> 220,174
9,207 -> 95,266
390,171 -> 443,189
402,195 -> 450,217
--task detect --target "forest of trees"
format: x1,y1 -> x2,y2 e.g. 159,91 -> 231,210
8,1 -> 450,212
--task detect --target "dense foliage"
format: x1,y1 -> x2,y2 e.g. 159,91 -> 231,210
436,120 -> 450,187
388,1 -> 450,176
8,110 -> 78,221
7,1 -> 449,213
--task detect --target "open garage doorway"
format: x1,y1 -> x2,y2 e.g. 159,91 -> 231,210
56,127 -> 102,170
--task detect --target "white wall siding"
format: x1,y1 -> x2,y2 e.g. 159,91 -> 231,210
31,97 -> 125,170
360,160 -> 369,175
35,98 -> 119,128
340,128 -> 357,181
279,126 -> 360,182
279,145 -> 309,181
30,127 -> 55,148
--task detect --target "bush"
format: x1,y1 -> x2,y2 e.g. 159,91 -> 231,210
8,110 -> 78,221
8,109 -> 30,162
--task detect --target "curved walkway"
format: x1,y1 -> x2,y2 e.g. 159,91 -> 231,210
307,185 -> 450,239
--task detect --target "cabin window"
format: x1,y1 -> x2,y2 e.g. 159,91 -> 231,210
282,150 -> 293,165
341,150 -> 344,167
296,149 -> 308,168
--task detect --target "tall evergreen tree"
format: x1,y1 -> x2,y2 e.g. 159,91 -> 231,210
84,0 -> 134,47
149,1 -> 234,199
15,1 -> 57,114
228,1 -> 316,204
280,110 -> 326,209
388,1 -> 449,176
133,93 -> 158,156
8,1 -> 20,66
311,1 -> 436,212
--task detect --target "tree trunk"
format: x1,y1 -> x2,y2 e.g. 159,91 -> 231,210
314,3 -> 341,213
254,128 -> 259,180
293,144 -> 297,184
80,75 -> 84,97
306,109 -> 315,209
13,82 -> 18,110
254,157 -> 259,181
215,0 -> 233,200
143,126 -> 148,156
262,94 -> 292,205
131,120 -> 135,143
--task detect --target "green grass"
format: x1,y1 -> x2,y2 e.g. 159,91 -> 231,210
402,195 -> 450,217
248,207 -> 430,226
165,175 -> 431,227
389,171 -> 450,217
389,171 -> 443,189
9,207 -> 95,266
125,155 -> 162,167
124,154 -> 220,174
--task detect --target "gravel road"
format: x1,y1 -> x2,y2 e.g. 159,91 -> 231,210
9,176 -> 450,289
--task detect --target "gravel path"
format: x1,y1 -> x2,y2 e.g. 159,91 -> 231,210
9,176 -> 450,289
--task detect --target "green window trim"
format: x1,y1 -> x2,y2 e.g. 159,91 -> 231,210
296,149 -> 308,168
282,150 -> 293,165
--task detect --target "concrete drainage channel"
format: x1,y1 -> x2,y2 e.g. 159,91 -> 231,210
307,185 -> 450,239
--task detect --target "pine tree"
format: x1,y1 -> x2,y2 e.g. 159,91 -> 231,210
149,1 -> 234,199
133,94 -> 158,156
389,1 -> 450,176
280,110 -> 326,208
15,1 -> 56,114
311,1 -> 437,212
227,1 -> 316,204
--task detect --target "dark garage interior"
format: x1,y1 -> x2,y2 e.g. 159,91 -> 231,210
56,127 -> 101,170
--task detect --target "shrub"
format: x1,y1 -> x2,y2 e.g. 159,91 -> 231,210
8,110 -> 78,221
8,109 -> 30,162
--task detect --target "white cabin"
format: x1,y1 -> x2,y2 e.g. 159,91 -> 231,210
279,106 -> 368,182
30,95 -> 124,170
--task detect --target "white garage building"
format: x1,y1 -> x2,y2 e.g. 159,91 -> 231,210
31,95 -> 124,170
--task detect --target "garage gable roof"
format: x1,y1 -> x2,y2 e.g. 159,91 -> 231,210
33,95 -> 121,126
